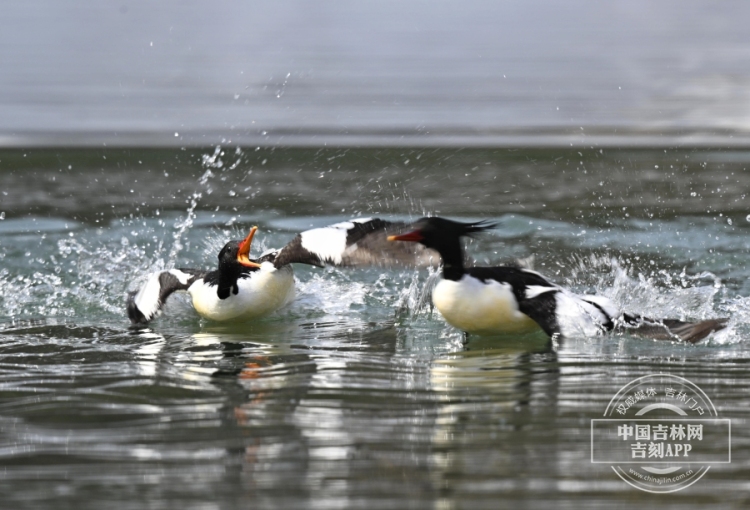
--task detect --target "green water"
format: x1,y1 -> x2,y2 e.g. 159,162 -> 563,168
1,147 -> 749,509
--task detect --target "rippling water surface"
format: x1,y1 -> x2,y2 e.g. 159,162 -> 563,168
2,147 -> 750,508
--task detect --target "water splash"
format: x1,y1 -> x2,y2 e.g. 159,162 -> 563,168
0,228 -> 154,320
201,145 -> 224,170
562,253 -> 734,344
395,266 -> 439,318
294,271 -> 368,317
167,192 -> 202,263
168,145 -> 248,265
0,146 -> 252,324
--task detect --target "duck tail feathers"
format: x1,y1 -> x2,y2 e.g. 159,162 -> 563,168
618,314 -> 728,344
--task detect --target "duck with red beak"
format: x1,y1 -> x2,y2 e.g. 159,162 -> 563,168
127,217 -> 435,325
389,216 -> 726,343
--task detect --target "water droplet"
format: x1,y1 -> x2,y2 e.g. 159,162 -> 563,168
727,218 -> 733,225
0,212 -> 4,220
746,214 -> 750,222
174,132 -> 179,137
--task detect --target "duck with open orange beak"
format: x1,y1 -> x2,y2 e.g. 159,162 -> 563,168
127,226 -> 295,324
127,217 -> 438,326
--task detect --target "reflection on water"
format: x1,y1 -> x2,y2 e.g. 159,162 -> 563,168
2,315 -> 750,508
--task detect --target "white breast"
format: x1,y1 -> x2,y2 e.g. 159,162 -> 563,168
189,263 -> 295,322
432,276 -> 542,335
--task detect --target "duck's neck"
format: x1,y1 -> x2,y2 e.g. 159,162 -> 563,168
217,266 -> 241,299
438,240 -> 466,281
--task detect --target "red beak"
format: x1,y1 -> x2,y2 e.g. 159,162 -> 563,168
387,230 -> 424,243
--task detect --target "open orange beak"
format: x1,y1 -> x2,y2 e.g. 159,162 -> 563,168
387,230 -> 424,243
237,226 -> 262,268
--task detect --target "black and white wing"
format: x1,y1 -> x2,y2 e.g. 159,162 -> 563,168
466,266 -> 619,338
127,268 -> 205,325
465,266 -> 564,337
480,266 -> 727,342
273,218 -> 438,268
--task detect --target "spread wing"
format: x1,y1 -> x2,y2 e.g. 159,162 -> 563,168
272,218 -> 439,268
127,268 -> 206,325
